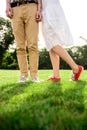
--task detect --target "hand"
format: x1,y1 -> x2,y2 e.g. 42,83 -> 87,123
36,10 -> 42,22
6,5 -> 13,18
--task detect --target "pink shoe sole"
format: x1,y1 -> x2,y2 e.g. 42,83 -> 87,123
48,76 -> 61,81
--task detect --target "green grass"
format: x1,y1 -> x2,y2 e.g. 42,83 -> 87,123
0,69 -> 87,130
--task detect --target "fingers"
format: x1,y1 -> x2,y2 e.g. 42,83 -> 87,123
36,11 -> 42,22
6,8 -> 13,18
36,14 -> 42,22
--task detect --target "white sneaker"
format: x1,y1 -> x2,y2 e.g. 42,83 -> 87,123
32,77 -> 40,83
18,76 -> 28,83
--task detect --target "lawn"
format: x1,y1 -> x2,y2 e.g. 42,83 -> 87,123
0,69 -> 87,130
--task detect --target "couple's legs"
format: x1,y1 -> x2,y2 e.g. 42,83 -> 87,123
49,44 -> 80,78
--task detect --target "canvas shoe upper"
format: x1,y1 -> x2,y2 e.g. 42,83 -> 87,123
18,76 -> 28,83
71,66 -> 83,81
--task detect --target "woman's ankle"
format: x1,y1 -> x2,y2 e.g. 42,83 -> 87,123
72,65 -> 79,73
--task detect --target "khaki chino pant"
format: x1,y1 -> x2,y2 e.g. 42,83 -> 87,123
11,3 -> 39,79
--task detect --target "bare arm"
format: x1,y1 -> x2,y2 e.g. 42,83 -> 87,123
36,0 -> 42,22
37,0 -> 42,12
6,0 -> 11,5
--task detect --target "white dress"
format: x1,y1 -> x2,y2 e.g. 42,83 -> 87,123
42,0 -> 74,51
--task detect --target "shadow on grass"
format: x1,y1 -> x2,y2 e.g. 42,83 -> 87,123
0,80 -> 87,130
0,81 -> 32,102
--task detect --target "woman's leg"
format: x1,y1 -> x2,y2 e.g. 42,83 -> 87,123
49,49 -> 60,78
52,44 -> 81,73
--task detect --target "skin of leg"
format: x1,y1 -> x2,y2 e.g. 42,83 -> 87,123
52,44 -> 78,73
49,49 -> 60,78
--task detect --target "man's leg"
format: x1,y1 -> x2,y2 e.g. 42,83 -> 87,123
25,4 -> 39,80
11,7 -> 28,79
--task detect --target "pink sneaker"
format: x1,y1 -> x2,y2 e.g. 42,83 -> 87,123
71,66 -> 84,81
48,76 -> 61,81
